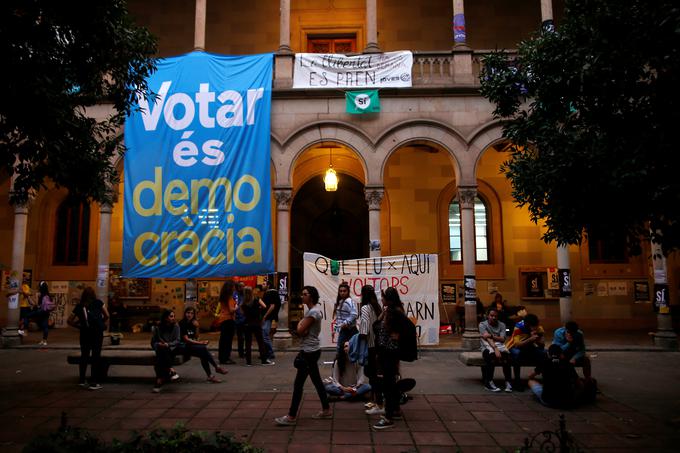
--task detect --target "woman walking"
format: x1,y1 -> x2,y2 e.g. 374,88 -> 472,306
26,281 -> 53,346
179,307 -> 228,382
359,285 -> 384,414
275,286 -> 332,425
372,286 -> 410,430
217,279 -> 237,365
151,309 -> 182,393
67,287 -> 109,390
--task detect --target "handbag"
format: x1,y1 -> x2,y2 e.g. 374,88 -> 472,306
293,351 -> 306,369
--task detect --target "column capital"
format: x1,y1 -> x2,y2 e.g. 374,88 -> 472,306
274,188 -> 293,210
457,186 -> 477,208
364,187 -> 384,210
99,202 -> 113,215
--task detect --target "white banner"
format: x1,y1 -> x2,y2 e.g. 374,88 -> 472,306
303,252 -> 439,347
293,51 -> 413,89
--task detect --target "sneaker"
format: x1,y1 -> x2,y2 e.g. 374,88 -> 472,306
274,415 -> 296,426
88,384 -> 103,391
38,340 -> 47,346
365,406 -> 385,415
311,410 -> 333,419
18,329 -> 25,336
215,366 -> 228,375
152,385 -> 162,393
373,416 -> 395,430
170,371 -> 180,381
207,375 -> 222,383
484,381 -> 502,393
365,402 -> 376,409
261,359 -> 275,366
504,381 -> 513,393
78,381 -> 88,388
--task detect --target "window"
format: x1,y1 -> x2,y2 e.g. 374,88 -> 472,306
448,196 -> 489,262
53,198 -> 90,265
588,229 -> 627,263
307,34 -> 357,53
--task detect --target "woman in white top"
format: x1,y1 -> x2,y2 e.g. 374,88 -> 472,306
359,285 -> 384,414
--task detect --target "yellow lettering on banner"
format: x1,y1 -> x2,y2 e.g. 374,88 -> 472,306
201,229 -> 225,265
234,175 -> 260,211
134,232 -> 159,265
164,180 -> 189,215
160,231 -> 178,265
190,177 -> 233,214
175,231 -> 199,265
236,227 -> 262,263
133,167 -> 163,216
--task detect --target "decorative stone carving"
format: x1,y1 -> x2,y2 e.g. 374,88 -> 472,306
457,186 -> 477,209
364,188 -> 384,210
274,189 -> 292,210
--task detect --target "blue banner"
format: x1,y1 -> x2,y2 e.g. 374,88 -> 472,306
123,52 -> 274,278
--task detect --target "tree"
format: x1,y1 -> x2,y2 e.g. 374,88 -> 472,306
0,0 -> 157,205
480,0 -> 680,255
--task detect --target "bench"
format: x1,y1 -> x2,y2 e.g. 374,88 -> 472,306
67,350 -> 190,378
458,351 -> 586,367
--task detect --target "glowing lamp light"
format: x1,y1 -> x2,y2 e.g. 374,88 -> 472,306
324,166 -> 338,191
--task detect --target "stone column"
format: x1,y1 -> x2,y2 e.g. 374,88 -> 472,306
459,186 -> 480,350
278,0 -> 292,53
451,0 -> 473,84
364,0 -> 381,53
452,0 -> 467,46
557,244 -> 572,324
194,0 -> 207,50
650,231 -> 678,349
273,188 -> 293,348
1,203 -> 29,346
365,187 -> 384,257
540,0 -> 555,32
95,203 -> 113,305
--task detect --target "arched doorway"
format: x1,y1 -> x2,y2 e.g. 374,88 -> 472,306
290,173 -> 369,291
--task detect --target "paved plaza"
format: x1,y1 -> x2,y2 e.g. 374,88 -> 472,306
0,331 -> 679,452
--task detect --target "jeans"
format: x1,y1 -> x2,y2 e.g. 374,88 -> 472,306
377,349 -> 400,419
218,320 -> 235,363
288,350 -> 329,417
235,322 -> 245,358
262,319 -> 275,359
335,326 -> 358,374
325,382 -> 372,400
153,345 -> 185,381
79,329 -> 103,384
27,310 -> 49,340
244,324 -> 267,364
482,349 -> 512,383
184,343 -> 219,377
510,346 -> 546,381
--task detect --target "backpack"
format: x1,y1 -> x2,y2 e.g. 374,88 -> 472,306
41,295 -> 56,312
399,317 -> 418,362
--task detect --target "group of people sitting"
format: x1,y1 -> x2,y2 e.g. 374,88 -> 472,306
479,294 -> 596,408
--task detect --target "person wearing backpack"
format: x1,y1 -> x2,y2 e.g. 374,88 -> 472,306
371,286 -> 412,430
26,281 -> 55,346
67,287 -> 109,390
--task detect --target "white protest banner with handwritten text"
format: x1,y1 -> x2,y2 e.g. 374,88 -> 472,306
303,252 -> 439,347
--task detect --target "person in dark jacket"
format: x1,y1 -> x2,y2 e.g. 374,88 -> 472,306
151,309 -> 183,393
178,306 -> 228,382
242,286 -> 273,366
67,287 -> 109,390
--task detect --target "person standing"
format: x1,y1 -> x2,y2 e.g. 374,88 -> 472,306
261,286 -> 280,361
67,287 -> 109,390
275,286 -> 332,425
217,279 -> 237,365
479,307 -> 512,393
242,286 -> 273,366
234,281 -> 246,359
27,281 -> 54,346
359,285 -> 384,414
178,306 -> 228,382
333,282 -> 358,375
372,287 -> 410,430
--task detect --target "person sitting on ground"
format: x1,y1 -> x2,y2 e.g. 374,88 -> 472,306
528,344 -> 597,409
324,341 -> 371,401
479,307 -> 513,393
179,307 -> 228,383
552,321 -> 592,379
505,313 -> 545,389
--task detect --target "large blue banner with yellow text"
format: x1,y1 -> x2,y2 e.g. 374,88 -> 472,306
123,52 -> 274,278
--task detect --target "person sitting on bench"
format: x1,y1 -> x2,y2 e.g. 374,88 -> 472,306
505,313 -> 545,389
479,307 -> 512,393
179,307 -> 228,383
151,309 -> 183,393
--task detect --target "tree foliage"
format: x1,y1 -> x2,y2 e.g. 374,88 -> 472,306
0,0 -> 157,205
480,0 -> 680,255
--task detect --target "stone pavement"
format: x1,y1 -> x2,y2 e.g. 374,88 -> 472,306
1,345 -> 679,453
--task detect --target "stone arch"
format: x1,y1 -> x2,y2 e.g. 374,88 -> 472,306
374,120 -> 467,184
278,121 -> 372,187
467,120 -> 506,177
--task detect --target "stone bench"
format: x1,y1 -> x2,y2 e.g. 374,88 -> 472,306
67,350 -> 190,378
459,351 -> 585,367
